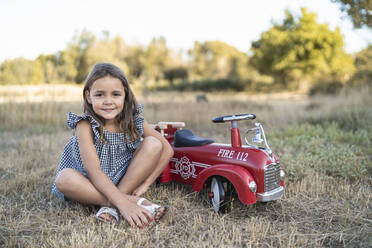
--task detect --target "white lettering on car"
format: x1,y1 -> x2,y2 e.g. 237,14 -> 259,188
217,149 -> 248,161
236,152 -> 249,161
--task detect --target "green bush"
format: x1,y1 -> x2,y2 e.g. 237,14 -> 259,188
309,80 -> 343,95
271,123 -> 371,183
304,107 -> 372,131
0,58 -> 45,85
156,78 -> 246,92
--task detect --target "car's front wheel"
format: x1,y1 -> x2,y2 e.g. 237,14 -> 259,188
209,177 -> 234,213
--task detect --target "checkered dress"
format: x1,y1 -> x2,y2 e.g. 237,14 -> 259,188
51,105 -> 144,200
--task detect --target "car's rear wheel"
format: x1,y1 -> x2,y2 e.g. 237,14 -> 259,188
209,177 -> 235,213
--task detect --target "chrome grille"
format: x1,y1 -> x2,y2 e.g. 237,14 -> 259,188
264,163 -> 281,192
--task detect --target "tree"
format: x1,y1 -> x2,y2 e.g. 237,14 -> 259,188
188,40 -> 249,80
350,45 -> 372,85
141,37 -> 172,81
86,35 -> 129,79
0,58 -> 44,85
251,8 -> 354,91
163,67 -> 188,87
60,29 -> 96,84
332,0 -> 372,28
122,44 -> 145,80
37,54 -> 58,84
53,30 -> 94,84
75,30 -> 96,83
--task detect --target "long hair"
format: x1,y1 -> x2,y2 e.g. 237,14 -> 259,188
83,62 -> 140,142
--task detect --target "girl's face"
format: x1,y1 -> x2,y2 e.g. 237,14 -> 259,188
85,75 -> 125,125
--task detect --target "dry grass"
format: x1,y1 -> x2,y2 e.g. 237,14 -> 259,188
0,86 -> 371,247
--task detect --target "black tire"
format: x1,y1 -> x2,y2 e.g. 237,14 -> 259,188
209,177 -> 235,213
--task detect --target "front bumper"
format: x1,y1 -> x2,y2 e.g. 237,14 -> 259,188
256,186 -> 284,202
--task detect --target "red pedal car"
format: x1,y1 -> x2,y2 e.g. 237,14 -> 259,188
153,114 -> 285,213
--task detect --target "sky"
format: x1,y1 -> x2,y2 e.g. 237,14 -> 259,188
0,0 -> 371,62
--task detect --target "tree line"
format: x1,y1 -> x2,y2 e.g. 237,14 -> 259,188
0,7 -> 371,94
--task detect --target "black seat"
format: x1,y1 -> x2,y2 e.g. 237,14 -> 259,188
174,129 -> 214,147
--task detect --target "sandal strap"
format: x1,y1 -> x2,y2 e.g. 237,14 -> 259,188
136,197 -> 161,216
95,206 -> 119,222
136,197 -> 146,206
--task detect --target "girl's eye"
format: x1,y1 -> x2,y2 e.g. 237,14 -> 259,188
113,93 -> 121,96
94,93 -> 103,97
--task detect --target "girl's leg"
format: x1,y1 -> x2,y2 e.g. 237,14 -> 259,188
55,168 -> 159,222
56,170 -> 166,221
132,141 -> 173,196
115,136 -> 169,220
56,136 -> 162,203
55,168 -> 110,206
56,136 -> 164,221
117,136 -> 162,194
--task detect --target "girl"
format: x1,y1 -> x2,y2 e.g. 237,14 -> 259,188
52,62 -> 173,228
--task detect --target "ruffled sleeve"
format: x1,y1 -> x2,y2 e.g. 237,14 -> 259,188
67,112 -> 101,141
134,104 -> 144,138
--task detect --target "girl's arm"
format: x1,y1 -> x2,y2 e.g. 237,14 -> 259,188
132,120 -> 174,196
75,120 -> 152,227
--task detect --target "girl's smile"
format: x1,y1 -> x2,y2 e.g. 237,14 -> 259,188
85,75 -> 125,127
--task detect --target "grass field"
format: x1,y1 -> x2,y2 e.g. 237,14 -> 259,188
0,85 -> 371,247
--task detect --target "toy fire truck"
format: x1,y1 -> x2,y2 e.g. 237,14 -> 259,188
153,114 -> 284,212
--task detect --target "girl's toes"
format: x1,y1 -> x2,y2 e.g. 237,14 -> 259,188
155,207 -> 168,221
95,206 -> 118,223
100,213 -> 113,222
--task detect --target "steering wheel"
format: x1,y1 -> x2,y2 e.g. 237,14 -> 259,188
212,114 -> 256,123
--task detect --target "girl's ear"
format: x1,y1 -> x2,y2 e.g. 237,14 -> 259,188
85,90 -> 92,104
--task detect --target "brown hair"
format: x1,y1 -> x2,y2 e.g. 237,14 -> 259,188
83,62 -> 140,142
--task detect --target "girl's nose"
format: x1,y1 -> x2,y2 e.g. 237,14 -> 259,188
103,97 -> 113,104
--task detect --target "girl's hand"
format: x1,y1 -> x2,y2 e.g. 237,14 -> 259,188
117,198 -> 153,228
132,183 -> 150,197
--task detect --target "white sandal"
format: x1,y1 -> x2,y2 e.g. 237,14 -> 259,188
136,197 -> 169,221
95,206 -> 119,222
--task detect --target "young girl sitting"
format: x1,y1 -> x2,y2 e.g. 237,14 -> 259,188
52,62 -> 173,228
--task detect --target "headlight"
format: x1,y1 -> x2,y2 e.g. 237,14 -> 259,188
280,169 -> 285,180
248,181 -> 257,193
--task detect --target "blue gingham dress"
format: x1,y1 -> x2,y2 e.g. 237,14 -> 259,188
52,105 -> 144,200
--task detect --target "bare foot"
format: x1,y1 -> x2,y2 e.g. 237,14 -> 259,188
128,196 -> 168,221
95,207 -> 119,223
153,206 -> 168,221
98,213 -> 114,222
